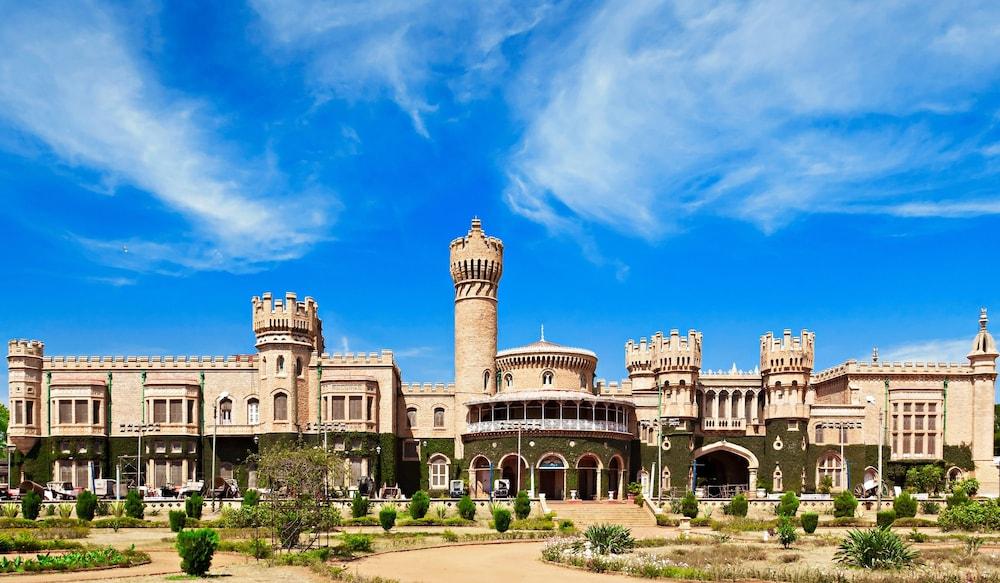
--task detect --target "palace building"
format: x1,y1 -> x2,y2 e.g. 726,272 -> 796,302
6,218 -> 999,498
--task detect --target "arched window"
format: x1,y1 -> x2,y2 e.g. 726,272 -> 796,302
504,374 -> 513,390
406,407 -> 417,429
817,451 -> 844,490
428,454 -> 450,490
276,355 -> 285,375
773,465 -> 783,491
542,371 -> 553,387
815,424 -> 825,443
273,392 -> 288,421
247,398 -> 260,425
218,397 -> 233,425
661,467 -> 671,492
580,374 -> 587,389
483,370 -> 490,392
295,357 -> 303,377
433,407 -> 445,428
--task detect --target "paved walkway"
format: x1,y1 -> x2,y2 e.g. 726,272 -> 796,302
349,541 -> 638,583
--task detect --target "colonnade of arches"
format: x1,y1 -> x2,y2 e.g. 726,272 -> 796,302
467,452 -> 626,501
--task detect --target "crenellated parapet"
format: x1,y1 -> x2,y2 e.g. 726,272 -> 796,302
449,217 -> 503,300
760,329 -> 814,374
252,291 -> 323,351
813,359 -> 972,382
626,329 -> 702,393
8,339 -> 44,359
45,354 -> 258,369
401,382 -> 456,394
319,351 -> 396,367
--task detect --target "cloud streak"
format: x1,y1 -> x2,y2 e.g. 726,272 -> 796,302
879,338 -> 972,364
0,2 -> 335,273
505,1 -> 1000,238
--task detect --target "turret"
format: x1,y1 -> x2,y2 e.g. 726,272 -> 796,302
967,308 -> 998,495
626,329 -> 701,418
760,329 -> 814,419
252,292 -> 322,431
7,340 -> 44,447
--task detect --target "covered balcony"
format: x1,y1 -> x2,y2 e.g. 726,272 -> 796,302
464,391 -> 632,436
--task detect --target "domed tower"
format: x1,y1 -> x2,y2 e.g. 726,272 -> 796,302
760,329 -> 814,420
252,292 -> 323,432
450,218 -> 503,458
968,308 -> 998,495
7,340 -> 44,451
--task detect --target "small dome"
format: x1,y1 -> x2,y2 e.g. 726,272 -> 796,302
496,338 -> 597,359
969,308 -> 998,359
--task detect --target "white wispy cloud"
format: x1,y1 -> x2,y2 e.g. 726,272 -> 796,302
250,0 -> 550,138
879,338 -> 972,364
505,1 -> 1000,238
0,2 -> 335,273
85,275 -> 137,287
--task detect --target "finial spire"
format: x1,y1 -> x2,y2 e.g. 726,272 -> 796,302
470,216 -> 482,231
981,307 -> 989,330
872,346 -> 879,363
540,324 -> 545,342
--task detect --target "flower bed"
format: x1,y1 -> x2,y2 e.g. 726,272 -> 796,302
0,546 -> 149,574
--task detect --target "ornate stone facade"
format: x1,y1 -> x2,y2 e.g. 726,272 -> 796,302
6,219 -> 998,498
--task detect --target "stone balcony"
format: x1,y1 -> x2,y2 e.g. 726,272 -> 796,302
465,418 -> 630,435
701,417 -> 746,431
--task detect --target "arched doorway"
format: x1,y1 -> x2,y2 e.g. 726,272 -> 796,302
499,454 -> 528,495
537,454 -> 566,500
608,455 -> 623,499
691,442 -> 758,497
469,456 -> 492,498
576,454 -> 601,500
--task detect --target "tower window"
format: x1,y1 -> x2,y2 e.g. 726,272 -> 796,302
296,358 -> 303,377
504,374 -> 513,390
483,371 -> 490,392
407,407 -> 417,429
433,407 -> 445,428
542,371 -> 553,387
276,355 -> 285,375
273,392 -> 288,421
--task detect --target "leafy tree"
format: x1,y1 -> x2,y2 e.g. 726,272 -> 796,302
124,490 -> 144,519
76,490 -> 98,521
351,491 -> 370,518
777,517 -> 797,549
176,528 -> 219,576
0,404 -> 8,443
514,490 -> 531,520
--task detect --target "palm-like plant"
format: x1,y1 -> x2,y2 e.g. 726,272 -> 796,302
57,503 -> 73,518
584,523 -> 636,555
834,526 -> 918,569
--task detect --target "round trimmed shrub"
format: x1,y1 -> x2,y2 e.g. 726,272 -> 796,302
680,491 -> 698,518
893,492 -> 917,519
457,495 -> 476,521
185,494 -> 204,519
514,490 -> 531,520
728,493 -> 748,517
169,509 -> 187,532
493,507 -> 511,533
21,492 -> 41,520
834,490 -> 859,518
379,506 -> 397,531
75,490 -> 98,521
801,512 -> 819,534
176,528 -> 220,576
776,492 -> 800,517
877,510 -> 896,528
124,490 -> 144,519
409,490 -> 430,519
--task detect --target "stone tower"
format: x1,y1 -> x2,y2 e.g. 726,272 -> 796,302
252,292 -> 323,432
968,308 -> 998,494
625,329 -> 701,418
760,329 -> 814,419
450,218 -> 503,457
6,340 -> 43,453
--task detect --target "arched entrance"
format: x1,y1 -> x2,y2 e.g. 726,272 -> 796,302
499,454 -> 528,495
691,442 -> 758,498
608,455 -> 623,499
537,454 -> 566,500
469,456 -> 492,498
576,454 -> 601,500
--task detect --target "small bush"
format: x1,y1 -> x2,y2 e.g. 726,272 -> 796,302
185,494 -> 204,519
21,492 -> 41,520
835,526 -> 917,569
952,477 -> 980,497
0,504 -> 18,519
690,516 -> 712,527
801,512 -> 819,534
680,491 -> 698,519
176,528 -> 220,576
379,505 -> 397,531
834,491 -> 858,518
893,492 -> 917,518
242,490 -> 260,507
75,491 -> 98,521
169,510 -> 187,532
441,529 -> 459,542
457,495 -> 476,521
908,529 -> 929,543
341,533 -> 373,554
728,494 -> 748,518
655,515 -> 679,526
947,488 -> 970,508
343,516 -> 378,526
876,510 -> 896,528
584,523 -> 635,554
775,492 -> 800,517
493,507 -> 512,533
57,503 -> 73,519
124,490 -> 144,519
818,475 -> 834,495
938,499 -> 1000,531
409,490 -> 430,519
514,490 -> 531,520
892,517 -> 937,528
45,504 -> 55,516
777,517 -> 797,549
351,491 -> 370,518
920,501 -> 940,515
96,501 -> 110,516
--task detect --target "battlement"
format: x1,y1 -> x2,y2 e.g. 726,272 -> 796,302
449,218 -> 503,289
760,329 -> 815,373
401,382 -> 456,394
44,354 -> 259,370
596,379 -> 632,394
8,339 -> 44,359
812,359 -> 972,383
625,329 -> 702,374
318,350 -> 396,367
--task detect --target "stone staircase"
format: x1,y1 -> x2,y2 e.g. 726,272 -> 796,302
547,501 -> 655,527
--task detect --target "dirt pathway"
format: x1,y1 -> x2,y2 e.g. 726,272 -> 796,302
348,541 -> 638,583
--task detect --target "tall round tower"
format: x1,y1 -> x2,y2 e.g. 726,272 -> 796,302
450,218 -> 503,457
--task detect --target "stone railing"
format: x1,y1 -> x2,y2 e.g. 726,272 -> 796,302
701,417 -> 746,431
465,419 -> 629,434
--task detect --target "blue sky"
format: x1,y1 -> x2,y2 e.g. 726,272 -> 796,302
2,1 -> 1000,401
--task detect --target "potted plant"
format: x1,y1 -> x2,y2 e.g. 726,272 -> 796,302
626,482 -> 641,501
756,478 -> 767,499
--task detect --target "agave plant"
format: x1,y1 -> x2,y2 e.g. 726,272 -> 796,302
0,504 -> 18,519
110,502 -> 126,518
57,504 -> 73,519
435,505 -> 448,519
584,523 -> 636,555
834,526 -> 918,569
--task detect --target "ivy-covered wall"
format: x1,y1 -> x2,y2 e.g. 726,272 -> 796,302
395,437 -> 455,496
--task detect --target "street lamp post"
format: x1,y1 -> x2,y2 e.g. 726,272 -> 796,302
6,444 -> 15,490
211,391 -> 230,511
866,393 -> 886,511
